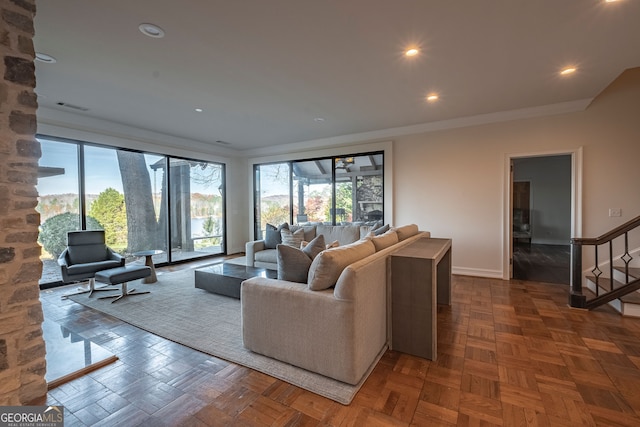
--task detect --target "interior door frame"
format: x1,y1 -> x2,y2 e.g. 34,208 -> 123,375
503,147 -> 583,280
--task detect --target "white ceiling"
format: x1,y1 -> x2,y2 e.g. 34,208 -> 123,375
33,0 -> 640,152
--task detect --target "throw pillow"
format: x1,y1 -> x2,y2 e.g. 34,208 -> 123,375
277,244 -> 313,283
373,224 -> 390,236
302,234 -> 325,260
281,228 -> 304,247
307,239 -> 376,291
264,223 -> 289,249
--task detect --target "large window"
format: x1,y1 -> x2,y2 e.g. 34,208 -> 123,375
37,139 -> 80,284
254,152 -> 384,238
84,146 -> 169,264
168,159 -> 225,261
254,163 -> 291,239
36,136 -> 226,286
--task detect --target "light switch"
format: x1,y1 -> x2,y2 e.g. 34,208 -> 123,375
609,208 -> 622,217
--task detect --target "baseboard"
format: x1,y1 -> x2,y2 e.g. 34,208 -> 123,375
452,266 -> 503,279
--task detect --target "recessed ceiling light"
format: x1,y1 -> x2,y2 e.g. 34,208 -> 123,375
35,52 -> 56,63
139,23 -> 165,38
405,48 -> 419,57
314,117 -> 326,123
426,94 -> 439,102
194,108 -> 203,112
560,67 -> 577,75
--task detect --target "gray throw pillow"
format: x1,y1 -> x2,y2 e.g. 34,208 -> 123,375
373,224 -> 390,236
264,223 -> 289,249
277,244 -> 313,283
302,234 -> 325,260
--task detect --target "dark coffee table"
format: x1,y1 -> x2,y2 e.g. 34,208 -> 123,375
194,263 -> 277,299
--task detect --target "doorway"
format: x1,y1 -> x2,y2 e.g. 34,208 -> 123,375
504,149 -> 582,283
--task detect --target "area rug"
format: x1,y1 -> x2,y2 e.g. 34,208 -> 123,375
68,268 -> 382,404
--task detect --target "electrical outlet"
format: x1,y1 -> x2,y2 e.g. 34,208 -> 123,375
609,208 -> 622,217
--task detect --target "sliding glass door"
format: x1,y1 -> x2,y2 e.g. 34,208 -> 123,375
254,163 -> 291,239
84,146 -> 168,264
36,135 -> 227,286
36,138 -> 80,284
253,151 -> 384,237
169,159 -> 225,261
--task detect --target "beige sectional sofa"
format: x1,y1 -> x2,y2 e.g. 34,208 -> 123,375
245,223 -> 374,269
241,224 -> 430,385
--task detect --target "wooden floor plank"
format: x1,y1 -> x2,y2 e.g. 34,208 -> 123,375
38,256 -> 640,426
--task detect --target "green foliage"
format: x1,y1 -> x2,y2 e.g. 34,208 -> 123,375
334,182 -> 352,221
260,201 -> 290,231
38,212 -> 102,259
88,188 -> 128,249
202,216 -> 215,235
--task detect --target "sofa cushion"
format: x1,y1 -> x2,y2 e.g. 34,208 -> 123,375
307,239 -> 376,291
255,248 -> 278,263
316,224 -> 360,246
302,234 -> 325,260
371,229 -> 399,251
277,244 -> 312,283
265,223 -> 289,249
394,224 -> 419,241
281,228 -> 304,247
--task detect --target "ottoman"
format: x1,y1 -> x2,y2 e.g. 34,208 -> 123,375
95,265 -> 152,303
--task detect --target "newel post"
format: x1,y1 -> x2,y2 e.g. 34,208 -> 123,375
569,239 -> 587,308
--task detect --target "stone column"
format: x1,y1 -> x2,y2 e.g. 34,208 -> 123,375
0,0 -> 48,405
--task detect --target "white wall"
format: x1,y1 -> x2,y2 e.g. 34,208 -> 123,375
392,68 -> 640,277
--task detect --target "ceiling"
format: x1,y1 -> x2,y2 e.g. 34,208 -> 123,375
33,0 -> 640,152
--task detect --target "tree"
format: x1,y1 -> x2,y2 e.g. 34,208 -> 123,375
116,151 -> 160,252
88,188 -> 127,249
261,201 -> 290,230
335,182 -> 353,222
38,213 -> 102,259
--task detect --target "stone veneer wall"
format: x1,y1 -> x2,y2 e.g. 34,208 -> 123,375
0,0 -> 47,405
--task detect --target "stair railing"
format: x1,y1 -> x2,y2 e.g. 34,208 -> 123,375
570,214 -> 640,309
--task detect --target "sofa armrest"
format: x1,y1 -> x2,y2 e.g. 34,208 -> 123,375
241,277 -> 358,382
245,240 -> 266,267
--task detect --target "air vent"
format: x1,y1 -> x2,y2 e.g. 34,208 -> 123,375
56,102 -> 89,111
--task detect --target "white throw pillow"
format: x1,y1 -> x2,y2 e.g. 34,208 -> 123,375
281,228 -> 304,248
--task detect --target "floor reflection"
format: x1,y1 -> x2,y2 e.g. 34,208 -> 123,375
43,318 -> 117,388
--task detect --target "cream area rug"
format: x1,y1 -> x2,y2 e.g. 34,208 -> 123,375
68,268 -> 381,404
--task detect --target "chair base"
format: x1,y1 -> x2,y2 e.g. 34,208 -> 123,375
62,278 -> 120,299
97,282 -> 150,303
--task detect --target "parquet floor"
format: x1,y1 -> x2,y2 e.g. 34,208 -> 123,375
37,266 -> 640,426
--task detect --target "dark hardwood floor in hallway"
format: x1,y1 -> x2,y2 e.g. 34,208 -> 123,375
513,243 -> 571,285
37,263 -> 640,426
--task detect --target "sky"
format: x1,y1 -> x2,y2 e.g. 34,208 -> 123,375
37,138 -> 219,196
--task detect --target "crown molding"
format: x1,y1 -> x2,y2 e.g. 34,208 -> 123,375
242,98 -> 593,158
